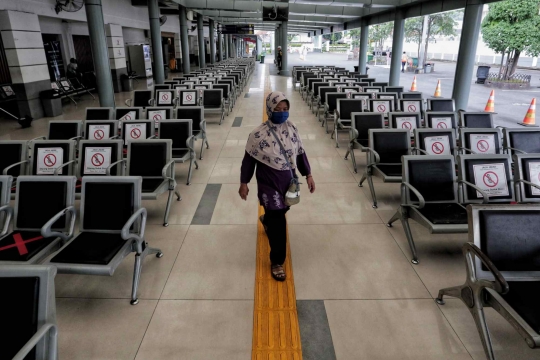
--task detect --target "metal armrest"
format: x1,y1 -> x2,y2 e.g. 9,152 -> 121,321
3,160 -> 29,176
458,146 -> 477,154
401,182 -> 426,209
462,242 -> 509,294
109,135 -> 120,139
106,159 -> 126,175
516,179 -> 540,191
40,206 -> 76,242
0,205 -> 13,237
349,128 -> 359,142
31,136 -> 47,141
412,147 -> 429,155
12,323 -> 58,360
121,207 -> 147,253
54,159 -> 77,175
148,99 -> 155,107
363,146 -> 381,165
148,135 -> 158,139
459,180 -> 490,203
161,159 -> 176,183
504,146 -> 527,154
186,135 -> 196,152
69,136 -> 84,141
125,98 -> 132,107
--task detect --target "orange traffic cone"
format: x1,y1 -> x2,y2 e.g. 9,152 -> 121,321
519,98 -> 537,127
484,90 -> 495,112
410,76 -> 417,92
433,80 -> 442,98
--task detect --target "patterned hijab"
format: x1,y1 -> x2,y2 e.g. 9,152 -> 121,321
245,91 -> 305,171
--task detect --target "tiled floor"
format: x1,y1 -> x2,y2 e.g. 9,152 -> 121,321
3,62 -> 540,360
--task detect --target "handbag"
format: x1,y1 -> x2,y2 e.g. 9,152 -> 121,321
267,123 -> 301,206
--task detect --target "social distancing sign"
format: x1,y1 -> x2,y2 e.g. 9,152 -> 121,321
346,79 -> 355,84
528,162 -> 540,195
366,89 -> 380,93
124,123 -> 146,144
470,134 -> 496,154
158,92 -> 172,105
346,90 -> 358,99
183,91 -> 196,105
83,147 -> 112,175
353,95 -> 370,110
88,124 -> 110,140
195,87 -> 205,101
473,163 -> 509,198
396,117 -> 417,135
431,117 -> 452,129
403,101 -> 420,113
148,110 -> 166,129
424,136 -> 451,155
119,111 -> 136,122
373,101 -> 389,113
37,147 -> 64,175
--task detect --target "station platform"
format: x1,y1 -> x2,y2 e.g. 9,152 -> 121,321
1,62 -> 538,360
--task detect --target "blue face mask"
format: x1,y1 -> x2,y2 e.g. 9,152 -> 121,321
271,111 -> 289,124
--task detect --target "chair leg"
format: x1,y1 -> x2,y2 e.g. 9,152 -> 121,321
163,189 -> 174,227
470,301 -> 497,360
401,215 -> 419,264
386,209 -> 401,227
187,158 -> 193,185
350,147 -> 358,173
200,137 -> 205,160
194,160 -> 199,169
366,172 -> 377,208
435,285 -> 465,305
358,171 -> 367,187
130,254 -> 142,305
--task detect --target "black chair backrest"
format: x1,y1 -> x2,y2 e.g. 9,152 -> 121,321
159,120 -> 191,149
129,141 -> 168,177
178,90 -> 198,106
222,76 -> 236,85
462,129 -> 501,155
147,107 -> 173,122
121,121 -> 154,145
516,155 -> 540,200
2,276 -> 40,359
416,130 -> 455,155
478,208 -> 540,271
115,107 -> 141,121
355,74 -> 369,79
363,78 -> 376,85
373,82 -> 388,89
16,179 -> 68,229
203,89 -> 222,107
401,92 -> 422,99
86,108 -> 113,120
217,79 -> 234,91
428,98 -> 455,112
302,73 -> 317,87
133,90 -> 152,108
296,70 -> 306,81
176,107 -> 203,132
399,99 -> 422,114
155,90 -> 175,106
85,121 -> 118,140
82,181 -> 135,231
426,112 -> 457,130
319,87 -> 336,105
314,82 -> 330,97
326,93 -> 347,112
31,142 -> 72,175
389,113 -> 421,132
337,99 -> 363,120
385,86 -> 404,95
353,113 -> 385,145
308,78 -> 323,91
508,130 -> 540,154
407,156 -> 456,202
369,99 -> 392,114
80,141 -> 122,176
212,84 -> 229,99
0,142 -> 25,177
461,112 -> 494,128
461,155 -> 513,202
49,122 -> 80,140
371,130 -> 410,163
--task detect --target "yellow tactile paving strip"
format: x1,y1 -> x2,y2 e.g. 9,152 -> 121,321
252,66 -> 303,360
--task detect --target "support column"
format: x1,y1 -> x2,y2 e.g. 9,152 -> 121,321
389,10 -> 405,86
218,30 -> 223,62
106,24 -> 127,93
225,34 -> 229,59
85,0 -> 115,107
148,0 -> 164,83
0,10 -> 50,118
280,21 -> 289,76
209,19 -> 215,64
358,19 -> 369,74
452,1 -> 483,110
197,14 -> 205,68
179,5 -> 190,74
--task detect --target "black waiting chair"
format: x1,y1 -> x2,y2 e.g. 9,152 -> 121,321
108,140 -> 180,226
321,92 -> 347,133
359,129 -> 411,208
125,90 -> 152,109
459,128 -> 503,155
212,83 -> 232,115
425,111 -> 458,131
503,128 -> 540,155
311,82 -> 330,112
385,86 -> 404,96
351,92 -> 375,111
153,84 -> 171,101
1,141 -> 29,182
158,120 -> 199,185
47,120 -> 83,141
398,99 -> 423,115
0,264 -> 58,360
513,153 -> 540,203
387,156 -> 478,264
0,175 -> 11,228
0,176 -> 76,264
333,98 -> 364,148
29,140 -> 77,178
85,107 -> 114,120
176,106 -> 208,159
427,98 -> 455,112
368,98 -> 393,115
146,106 -> 174,130
217,79 -> 236,105
120,120 -> 155,147
401,92 -> 423,100
413,129 -> 457,156
436,205 -> 540,360
202,89 -> 225,125
115,107 -> 142,121
154,89 -> 176,108
457,154 -> 514,204
83,120 -> 119,141
388,112 -> 421,135
44,176 -> 163,305
344,113 -> 385,173
459,112 -> 494,128
372,81 -> 388,90
177,89 -> 199,108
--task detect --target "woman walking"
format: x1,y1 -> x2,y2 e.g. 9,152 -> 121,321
239,92 -> 316,281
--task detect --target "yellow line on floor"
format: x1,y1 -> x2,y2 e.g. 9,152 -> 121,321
252,65 -> 303,360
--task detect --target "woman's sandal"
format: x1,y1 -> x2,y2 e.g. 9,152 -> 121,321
259,215 -> 268,232
271,264 -> 286,282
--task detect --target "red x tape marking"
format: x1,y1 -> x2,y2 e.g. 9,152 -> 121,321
0,233 -> 44,255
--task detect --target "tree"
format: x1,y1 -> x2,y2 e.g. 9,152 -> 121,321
369,22 -> 393,50
287,33 -> 299,42
481,0 -> 540,78
322,32 -> 343,44
347,29 -> 361,47
404,10 -> 461,64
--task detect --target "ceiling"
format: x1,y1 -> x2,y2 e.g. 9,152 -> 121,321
155,0 -> 495,34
